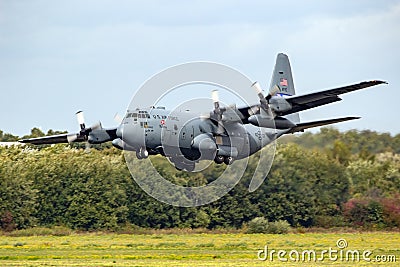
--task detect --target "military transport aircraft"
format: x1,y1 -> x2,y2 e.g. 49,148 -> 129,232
20,53 -> 387,171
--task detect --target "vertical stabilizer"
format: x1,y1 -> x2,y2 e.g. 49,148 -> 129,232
269,53 -> 300,123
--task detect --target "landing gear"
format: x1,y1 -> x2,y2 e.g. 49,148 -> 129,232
214,155 -> 234,165
223,156 -> 234,165
214,155 -> 224,164
136,147 -> 149,159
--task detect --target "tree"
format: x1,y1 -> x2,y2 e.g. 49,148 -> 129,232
0,147 -> 38,230
327,140 -> 351,165
0,130 -> 19,142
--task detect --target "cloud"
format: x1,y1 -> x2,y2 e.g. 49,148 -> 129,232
0,1 -> 399,135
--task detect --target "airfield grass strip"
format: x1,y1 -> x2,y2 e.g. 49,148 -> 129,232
0,232 -> 399,266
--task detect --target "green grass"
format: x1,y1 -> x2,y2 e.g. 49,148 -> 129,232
0,232 -> 399,266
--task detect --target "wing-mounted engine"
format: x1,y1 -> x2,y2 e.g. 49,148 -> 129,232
195,90 -> 249,165
191,133 -> 217,161
268,96 -> 292,113
19,111 -> 118,151
247,82 -> 295,129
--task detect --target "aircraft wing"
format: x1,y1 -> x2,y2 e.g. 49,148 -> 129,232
287,117 -> 360,133
280,80 -> 387,116
19,133 -> 85,145
236,80 -> 386,121
19,128 -> 118,145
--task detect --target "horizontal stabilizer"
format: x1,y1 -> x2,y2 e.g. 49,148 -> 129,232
288,117 -> 360,133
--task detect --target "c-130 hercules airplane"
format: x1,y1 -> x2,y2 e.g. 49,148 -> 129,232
20,53 -> 387,171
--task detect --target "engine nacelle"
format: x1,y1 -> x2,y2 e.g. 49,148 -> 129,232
112,138 -> 136,151
248,115 -> 296,129
191,133 -> 217,160
88,129 -> 115,144
269,96 -> 292,113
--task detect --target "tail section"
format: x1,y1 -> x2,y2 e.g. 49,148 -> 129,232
269,53 -> 300,123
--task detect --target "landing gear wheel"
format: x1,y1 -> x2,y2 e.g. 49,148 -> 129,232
214,155 -> 224,164
224,156 -> 234,165
136,147 -> 148,159
136,150 -> 142,159
140,148 -> 149,159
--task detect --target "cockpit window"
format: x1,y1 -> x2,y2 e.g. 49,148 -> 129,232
125,113 -> 138,122
137,111 -> 150,119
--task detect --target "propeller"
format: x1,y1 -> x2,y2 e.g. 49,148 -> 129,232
67,111 -> 102,151
211,90 -> 225,135
251,82 -> 279,118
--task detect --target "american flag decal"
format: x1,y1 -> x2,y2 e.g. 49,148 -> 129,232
280,78 -> 288,87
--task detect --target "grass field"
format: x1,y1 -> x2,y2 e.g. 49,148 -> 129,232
0,231 -> 399,266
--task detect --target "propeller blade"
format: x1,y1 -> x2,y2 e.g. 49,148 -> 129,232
211,90 -> 221,114
114,113 -> 123,124
251,81 -> 274,118
84,142 -> 91,153
90,121 -> 102,131
210,90 -> 225,135
252,81 -> 263,95
76,111 -> 85,130
67,133 -> 78,143
269,85 -> 280,97
252,81 -> 268,109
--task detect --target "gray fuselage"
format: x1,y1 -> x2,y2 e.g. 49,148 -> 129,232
117,107 -> 285,164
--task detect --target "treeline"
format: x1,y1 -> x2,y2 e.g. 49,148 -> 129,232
280,127 -> 400,155
0,127 -> 399,231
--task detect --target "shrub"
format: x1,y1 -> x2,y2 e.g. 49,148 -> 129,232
268,220 -> 291,234
343,197 -> 400,228
0,211 -> 16,232
246,217 -> 269,234
381,196 -> 400,227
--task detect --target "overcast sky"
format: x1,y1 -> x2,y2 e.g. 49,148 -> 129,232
1,0 -> 399,136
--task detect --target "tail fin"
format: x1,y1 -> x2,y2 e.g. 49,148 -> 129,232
269,53 -> 300,123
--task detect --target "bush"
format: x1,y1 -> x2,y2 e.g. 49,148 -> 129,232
268,220 -> 291,234
381,196 -> 400,227
7,226 -> 72,237
246,217 -> 291,234
246,217 -> 269,233
314,215 -> 349,228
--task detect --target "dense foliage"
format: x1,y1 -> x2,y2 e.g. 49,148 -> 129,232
1,127 -> 399,231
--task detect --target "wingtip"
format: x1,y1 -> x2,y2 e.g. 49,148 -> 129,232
373,80 -> 388,85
